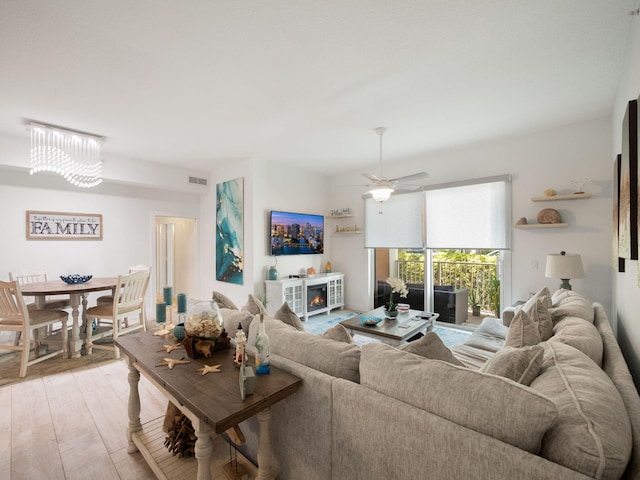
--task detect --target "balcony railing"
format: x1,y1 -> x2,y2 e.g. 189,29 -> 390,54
396,259 -> 499,314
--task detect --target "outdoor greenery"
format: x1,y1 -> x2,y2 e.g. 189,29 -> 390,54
397,249 -> 500,315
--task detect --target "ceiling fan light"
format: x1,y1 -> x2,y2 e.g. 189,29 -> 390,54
370,187 -> 394,202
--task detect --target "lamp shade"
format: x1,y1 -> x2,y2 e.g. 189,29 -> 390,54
545,252 -> 584,280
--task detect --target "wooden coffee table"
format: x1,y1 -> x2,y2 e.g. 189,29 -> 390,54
340,307 -> 439,346
115,332 -> 302,480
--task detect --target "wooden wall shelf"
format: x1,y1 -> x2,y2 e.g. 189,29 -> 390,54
326,214 -> 353,219
514,223 -> 569,229
531,193 -> 592,202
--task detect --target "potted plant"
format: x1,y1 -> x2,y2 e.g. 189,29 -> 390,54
385,277 -> 408,319
469,289 -> 481,317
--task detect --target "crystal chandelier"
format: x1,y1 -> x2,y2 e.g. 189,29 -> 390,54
28,122 -> 104,188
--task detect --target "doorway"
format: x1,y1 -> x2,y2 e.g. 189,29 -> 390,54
155,216 -> 198,302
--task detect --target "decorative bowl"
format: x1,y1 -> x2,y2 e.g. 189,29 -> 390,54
360,315 -> 383,326
60,274 -> 92,284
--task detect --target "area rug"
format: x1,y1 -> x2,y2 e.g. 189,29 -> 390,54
0,345 -> 118,387
304,310 -> 472,347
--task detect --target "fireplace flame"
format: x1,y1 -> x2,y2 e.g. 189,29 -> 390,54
310,295 -> 325,306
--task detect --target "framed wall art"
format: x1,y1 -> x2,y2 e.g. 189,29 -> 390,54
618,99 -> 638,260
216,177 -> 244,284
26,210 -> 103,240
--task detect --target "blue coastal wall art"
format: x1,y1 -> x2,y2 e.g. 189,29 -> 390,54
216,177 -> 244,284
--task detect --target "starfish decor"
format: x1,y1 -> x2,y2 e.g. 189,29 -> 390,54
156,357 -> 190,370
197,364 -> 222,375
158,343 -> 183,353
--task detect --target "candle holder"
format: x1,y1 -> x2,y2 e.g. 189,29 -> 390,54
153,301 -> 170,336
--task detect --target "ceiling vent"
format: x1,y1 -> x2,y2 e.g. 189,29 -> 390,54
188,176 -> 208,186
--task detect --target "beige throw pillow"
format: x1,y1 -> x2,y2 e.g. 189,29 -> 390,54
212,291 -> 238,310
524,298 -> 554,341
399,332 -> 464,366
274,302 -> 305,331
523,286 -> 552,310
480,345 -> 544,386
504,309 -> 541,348
322,324 -> 354,344
241,294 -> 267,315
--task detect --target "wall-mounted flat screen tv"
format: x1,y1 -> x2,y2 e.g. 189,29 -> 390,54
270,210 -> 324,256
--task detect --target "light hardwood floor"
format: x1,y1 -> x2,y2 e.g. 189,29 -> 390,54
1,359 -> 169,480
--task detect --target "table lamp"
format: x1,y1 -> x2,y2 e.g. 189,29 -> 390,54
545,251 -> 584,290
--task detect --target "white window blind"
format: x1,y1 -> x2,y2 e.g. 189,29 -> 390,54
425,177 -> 510,250
364,191 -> 424,248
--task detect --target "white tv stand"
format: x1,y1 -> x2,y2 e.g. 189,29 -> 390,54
265,273 -> 344,321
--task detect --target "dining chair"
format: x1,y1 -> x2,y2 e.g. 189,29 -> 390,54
0,280 -> 69,377
84,270 -> 150,358
95,265 -> 151,328
9,271 -> 71,310
9,270 -> 71,344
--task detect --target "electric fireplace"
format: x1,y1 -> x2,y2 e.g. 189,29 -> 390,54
307,284 -> 327,312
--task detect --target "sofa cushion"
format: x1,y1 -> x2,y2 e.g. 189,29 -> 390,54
524,299 -> 554,341
249,315 -> 361,383
322,324 -> 353,344
273,302 -> 305,331
212,290 -> 238,310
504,310 -> 541,348
480,345 -> 544,386
529,342 -> 632,480
241,294 -> 267,316
398,332 -> 464,366
550,289 -> 594,324
449,343 -> 494,369
463,317 -> 508,353
220,308 -> 253,336
360,343 -> 558,453
549,316 -> 603,367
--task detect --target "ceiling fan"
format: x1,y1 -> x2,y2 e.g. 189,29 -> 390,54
363,127 -> 428,203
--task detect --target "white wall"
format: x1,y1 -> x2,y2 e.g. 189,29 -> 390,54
204,159 -> 330,309
329,117 -> 613,317
0,166 -> 201,317
612,14 -> 640,386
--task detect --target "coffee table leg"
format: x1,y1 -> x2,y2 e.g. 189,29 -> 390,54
127,364 -> 142,453
194,419 -> 213,480
257,407 -> 274,480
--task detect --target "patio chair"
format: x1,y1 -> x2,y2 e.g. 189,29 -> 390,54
0,280 -> 68,377
84,270 -> 149,358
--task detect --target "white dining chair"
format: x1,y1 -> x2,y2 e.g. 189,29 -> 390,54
95,265 -> 151,327
0,280 -> 69,377
84,270 -> 149,358
9,271 -> 71,310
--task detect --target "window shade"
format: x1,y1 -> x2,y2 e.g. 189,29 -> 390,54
364,192 -> 424,248
425,177 -> 510,249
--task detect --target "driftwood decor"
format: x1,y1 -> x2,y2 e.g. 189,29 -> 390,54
183,332 -> 231,359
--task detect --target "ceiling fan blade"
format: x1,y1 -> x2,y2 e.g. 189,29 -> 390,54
389,172 -> 429,184
362,173 -> 383,183
393,183 -> 421,191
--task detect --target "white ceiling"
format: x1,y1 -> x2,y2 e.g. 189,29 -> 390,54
0,1 -> 637,177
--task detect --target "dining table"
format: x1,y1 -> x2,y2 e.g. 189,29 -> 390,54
20,277 -> 118,358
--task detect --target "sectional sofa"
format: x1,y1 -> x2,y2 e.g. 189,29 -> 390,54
217,289 -> 640,480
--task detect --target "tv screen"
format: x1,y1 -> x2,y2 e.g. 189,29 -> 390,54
270,210 -> 324,256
